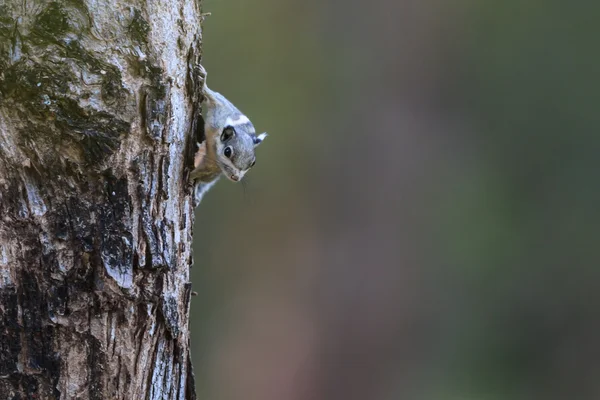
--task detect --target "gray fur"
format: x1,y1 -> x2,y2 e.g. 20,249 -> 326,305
223,125 -> 256,170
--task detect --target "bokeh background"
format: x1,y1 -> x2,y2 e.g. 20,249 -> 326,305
191,1 -> 600,399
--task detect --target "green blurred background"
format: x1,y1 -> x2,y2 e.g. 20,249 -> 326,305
191,1 -> 600,399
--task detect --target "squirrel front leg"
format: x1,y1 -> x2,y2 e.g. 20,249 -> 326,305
190,141 -> 221,183
191,140 -> 220,206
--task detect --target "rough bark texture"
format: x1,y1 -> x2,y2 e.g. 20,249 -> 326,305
0,0 -> 205,398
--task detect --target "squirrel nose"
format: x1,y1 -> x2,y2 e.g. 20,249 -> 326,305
230,174 -> 239,181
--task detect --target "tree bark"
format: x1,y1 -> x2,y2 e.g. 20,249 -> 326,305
0,0 -> 204,398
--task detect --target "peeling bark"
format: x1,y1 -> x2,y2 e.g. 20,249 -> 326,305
0,0 -> 204,398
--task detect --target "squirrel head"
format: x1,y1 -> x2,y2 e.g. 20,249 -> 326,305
214,117 -> 267,182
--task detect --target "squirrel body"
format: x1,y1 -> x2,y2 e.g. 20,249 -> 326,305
191,66 -> 266,202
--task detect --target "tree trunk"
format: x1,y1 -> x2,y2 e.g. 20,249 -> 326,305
0,0 -> 204,398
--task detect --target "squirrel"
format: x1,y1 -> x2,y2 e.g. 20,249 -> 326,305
191,65 -> 267,204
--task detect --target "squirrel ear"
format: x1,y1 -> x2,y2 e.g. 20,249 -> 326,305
253,132 -> 267,147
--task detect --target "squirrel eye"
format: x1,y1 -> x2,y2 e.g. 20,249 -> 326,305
221,127 -> 235,142
224,146 -> 233,158
250,160 -> 256,168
